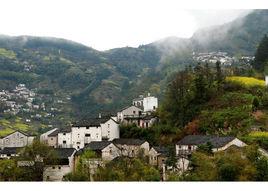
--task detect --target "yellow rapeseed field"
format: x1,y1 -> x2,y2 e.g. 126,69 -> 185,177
226,76 -> 265,87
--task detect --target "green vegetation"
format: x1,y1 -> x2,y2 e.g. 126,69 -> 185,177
183,145 -> 268,181
0,48 -> 16,59
94,157 -> 161,181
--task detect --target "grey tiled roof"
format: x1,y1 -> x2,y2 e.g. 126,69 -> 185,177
72,117 -> 117,127
0,147 -> 22,155
84,141 -> 113,151
176,135 -> 236,148
112,138 -> 147,146
152,146 -> 169,156
53,148 -> 76,159
47,129 -> 60,137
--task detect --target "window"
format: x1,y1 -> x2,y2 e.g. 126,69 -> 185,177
77,146 -> 80,149
188,145 -> 192,150
52,166 -> 55,169
179,145 -> 182,149
108,124 -> 110,129
77,142 -> 80,144
58,166 -> 61,169
86,127 -> 89,129
133,111 -> 136,114
153,106 -> 156,110
63,141 -> 66,144
46,176 -> 50,180
63,133 -> 66,136
51,138 -> 53,140
85,134 -> 91,137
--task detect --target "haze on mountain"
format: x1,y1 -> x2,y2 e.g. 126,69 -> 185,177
0,0 -> 251,50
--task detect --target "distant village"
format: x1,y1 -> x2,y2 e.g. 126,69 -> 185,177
0,84 -> 70,126
1,91 -> 268,181
193,51 -> 254,66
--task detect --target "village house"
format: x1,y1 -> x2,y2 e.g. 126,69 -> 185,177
81,141 -> 121,161
122,114 -> 158,128
0,130 -> 35,149
175,135 -> 246,156
47,129 -> 59,148
57,128 -> 72,148
40,128 -> 58,144
112,138 -> 150,157
43,148 -> 76,181
0,147 -> 21,159
149,146 -> 169,168
117,105 -> 143,122
132,93 -> 158,112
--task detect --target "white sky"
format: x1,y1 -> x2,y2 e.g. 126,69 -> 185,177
0,0 -> 267,50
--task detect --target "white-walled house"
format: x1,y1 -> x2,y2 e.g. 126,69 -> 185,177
112,138 -> 150,157
40,128 -> 58,144
78,141 -> 120,161
71,117 -> 119,150
43,148 -> 76,181
117,105 -> 143,122
265,75 -> 268,86
132,93 -> 158,112
0,147 -> 21,159
100,118 -> 119,141
0,130 -> 35,148
175,135 -> 246,156
57,128 -> 72,148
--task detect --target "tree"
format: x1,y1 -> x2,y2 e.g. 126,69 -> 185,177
94,157 -> 161,181
16,140 -> 58,181
0,159 -> 20,181
253,34 -> 268,71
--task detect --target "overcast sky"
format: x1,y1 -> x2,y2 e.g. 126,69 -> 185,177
0,0 -> 264,50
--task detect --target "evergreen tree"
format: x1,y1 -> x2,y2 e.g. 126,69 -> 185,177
254,34 -> 268,71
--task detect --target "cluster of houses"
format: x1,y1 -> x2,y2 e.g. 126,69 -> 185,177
192,51 -> 254,66
1,93 -> 267,181
0,84 -> 69,123
0,84 -> 37,115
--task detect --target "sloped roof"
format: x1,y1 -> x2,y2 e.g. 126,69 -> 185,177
58,127 -> 72,133
53,148 -> 76,159
112,138 -> 147,146
84,141 -> 113,151
72,117 -> 117,127
0,130 -> 33,138
0,147 -> 22,155
48,129 -> 60,137
152,146 -> 169,156
176,135 -> 236,148
118,105 -> 143,112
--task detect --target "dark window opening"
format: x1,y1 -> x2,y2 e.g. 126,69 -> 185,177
63,141 -> 66,144
85,134 -> 91,137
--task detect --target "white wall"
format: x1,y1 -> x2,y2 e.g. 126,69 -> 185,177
117,106 -> 142,122
43,165 -> 72,181
143,96 -> 158,112
71,127 -> 102,150
58,132 -> 72,148
0,131 -> 34,148
265,76 -> 268,86
101,119 -> 119,141
101,143 -> 121,161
